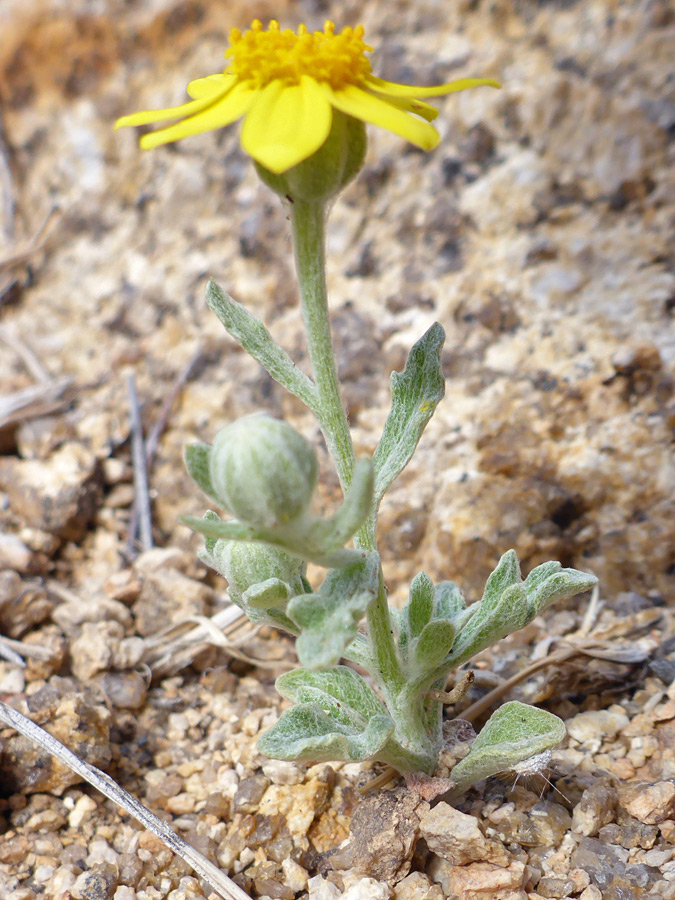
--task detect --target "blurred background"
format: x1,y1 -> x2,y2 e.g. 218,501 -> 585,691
0,0 -> 672,602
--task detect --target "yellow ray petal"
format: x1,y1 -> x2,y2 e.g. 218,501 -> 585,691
326,84 -> 440,151
114,91 -> 226,130
367,91 -> 439,122
138,82 -> 255,149
365,75 -> 501,99
241,76 -> 333,174
186,73 -> 236,99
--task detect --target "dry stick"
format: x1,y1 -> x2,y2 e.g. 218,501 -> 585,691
0,108 -> 16,243
127,374 -> 154,556
0,701 -> 252,900
0,323 -> 52,382
457,646 -> 581,724
0,204 -> 59,272
126,347 -> 205,556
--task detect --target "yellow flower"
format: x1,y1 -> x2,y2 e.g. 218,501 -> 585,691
115,19 -> 499,175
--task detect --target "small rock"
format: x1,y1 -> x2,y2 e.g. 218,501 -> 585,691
393,872 -> 443,900
0,681 -> 111,794
537,875 -> 575,898
98,671 -> 148,710
133,567 -> 213,636
579,888 -> 602,900
341,874 -> 390,899
619,781 -> 675,825
70,621 -> 125,680
327,787 -> 427,883
0,534 -> 33,572
419,802 -> 509,866
70,864 -> 118,900
281,858 -> 309,893
428,858 -> 526,900
307,875 -> 342,900
566,708 -> 630,746
573,780 -> 618,835
233,774 -> 270,813
0,443 -> 103,541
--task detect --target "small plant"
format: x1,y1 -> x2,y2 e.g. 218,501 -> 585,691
117,19 -> 596,790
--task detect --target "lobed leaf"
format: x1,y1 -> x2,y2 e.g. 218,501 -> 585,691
287,552 -> 380,669
276,666 -> 388,727
372,323 -> 445,505
257,704 -> 395,764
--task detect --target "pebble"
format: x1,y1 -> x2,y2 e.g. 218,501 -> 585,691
393,872 -> 443,900
0,443 -> 103,541
537,876 -> 575,898
0,534 -> 33,572
619,781 -> 675,825
419,802 -> 509,866
342,876 -> 390,900
428,858 -> 526,899
572,781 -> 618,836
307,875 -> 342,900
566,709 -> 630,747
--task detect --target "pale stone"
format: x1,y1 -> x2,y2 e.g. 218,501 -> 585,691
566,709 -> 630,745
619,781 -> 675,825
419,802 -> 509,866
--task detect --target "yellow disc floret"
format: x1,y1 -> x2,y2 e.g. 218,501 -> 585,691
227,20 -> 373,90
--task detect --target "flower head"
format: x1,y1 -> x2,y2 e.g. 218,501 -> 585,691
115,19 -> 499,175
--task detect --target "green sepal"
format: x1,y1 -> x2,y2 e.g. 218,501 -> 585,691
372,322 -> 445,506
276,666 -> 388,728
287,552 -> 379,669
448,701 -> 566,797
184,443 -> 221,504
257,703 -> 395,764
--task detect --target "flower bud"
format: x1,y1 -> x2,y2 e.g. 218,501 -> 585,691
254,111 -> 366,203
209,415 -> 318,528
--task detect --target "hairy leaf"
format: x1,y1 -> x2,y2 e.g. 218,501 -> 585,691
207,280 -> 317,410
287,552 -> 380,669
448,701 -> 566,796
276,666 -> 387,727
372,323 -> 445,505
257,704 -> 395,763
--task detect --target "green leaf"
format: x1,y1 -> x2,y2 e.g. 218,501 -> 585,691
524,563 -> 598,616
448,701 -> 566,797
446,582 -> 530,669
184,443 -> 222,504
243,578 -> 291,610
406,572 -> 435,639
434,581 -> 466,622
287,552 -> 380,669
257,703 -> 395,764
206,280 -> 317,411
413,619 -> 456,671
312,459 -> 374,552
276,666 -> 388,728
372,322 -> 445,505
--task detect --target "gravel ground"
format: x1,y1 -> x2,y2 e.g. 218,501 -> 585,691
0,1 -> 673,898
